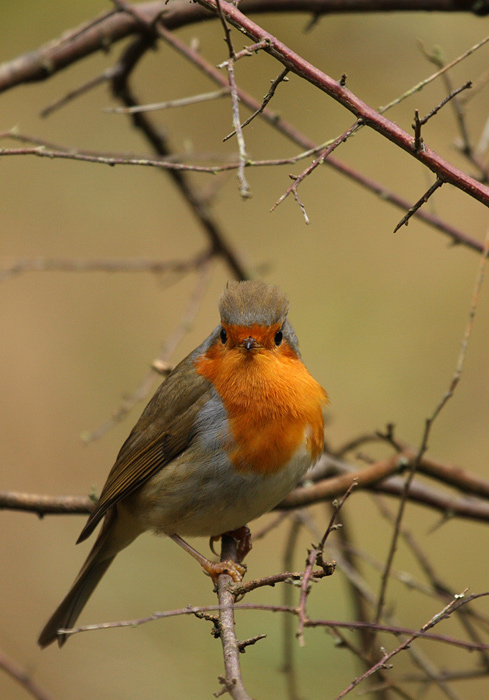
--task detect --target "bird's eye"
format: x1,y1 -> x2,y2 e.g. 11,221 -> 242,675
220,328 -> 227,344
274,330 -> 283,346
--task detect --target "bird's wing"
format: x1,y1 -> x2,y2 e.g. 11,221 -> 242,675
77,353 -> 212,543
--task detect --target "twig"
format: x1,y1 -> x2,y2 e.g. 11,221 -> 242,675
270,120 -> 361,213
223,67 -> 289,141
217,38 -> 270,68
226,59 -> 252,198
0,491 -> 93,515
374,496 -> 489,666
420,81 -> 473,128
379,34 -> 489,113
0,648 -> 54,700
333,508 -> 374,663
5,445 -> 489,522
151,18 -> 486,253
0,251 -> 210,283
296,482 -> 354,645
232,566 -> 332,596
281,516 -> 303,700
418,42 -> 489,180
326,543 -> 485,700
111,32 -> 248,279
105,88 -> 230,113
194,0 -> 489,207
40,67 -> 119,117
333,592 -> 483,700
393,178 -> 443,233
216,0 -> 251,198
411,81 -> 472,151
59,594 -> 489,651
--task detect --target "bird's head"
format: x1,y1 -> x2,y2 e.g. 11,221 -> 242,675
216,280 -> 300,360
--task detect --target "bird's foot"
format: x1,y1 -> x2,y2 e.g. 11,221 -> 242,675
202,558 -> 246,584
170,533 -> 246,583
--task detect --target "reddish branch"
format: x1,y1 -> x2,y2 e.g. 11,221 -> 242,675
195,0 -> 489,207
156,23 -> 486,252
0,0 -> 487,98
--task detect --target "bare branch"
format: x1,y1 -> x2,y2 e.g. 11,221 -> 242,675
393,178 -> 443,233
0,491 -> 93,516
151,17 -> 487,252
195,0 -> 489,206
105,88 -> 230,114
215,534 -> 253,700
0,251 -> 210,283
0,647 -> 54,700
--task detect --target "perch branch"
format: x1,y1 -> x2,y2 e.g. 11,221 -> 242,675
216,534 -> 253,700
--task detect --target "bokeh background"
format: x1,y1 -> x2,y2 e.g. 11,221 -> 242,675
1,2 -> 489,698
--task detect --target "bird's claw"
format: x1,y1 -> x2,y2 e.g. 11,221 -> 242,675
203,559 -> 247,584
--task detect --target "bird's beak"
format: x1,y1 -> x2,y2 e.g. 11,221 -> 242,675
241,336 -> 259,351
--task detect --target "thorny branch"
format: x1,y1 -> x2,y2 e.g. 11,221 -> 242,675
194,0 -> 489,206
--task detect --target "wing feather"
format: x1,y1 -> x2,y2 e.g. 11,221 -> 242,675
77,352 -> 212,543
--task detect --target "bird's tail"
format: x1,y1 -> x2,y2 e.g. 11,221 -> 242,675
38,509 -> 137,648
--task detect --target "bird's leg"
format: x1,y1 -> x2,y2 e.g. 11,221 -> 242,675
170,534 -> 246,583
209,525 -> 252,562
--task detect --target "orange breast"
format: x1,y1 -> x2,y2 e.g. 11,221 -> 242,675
195,341 -> 327,474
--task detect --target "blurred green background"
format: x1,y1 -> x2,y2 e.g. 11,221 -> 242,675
1,2 -> 489,699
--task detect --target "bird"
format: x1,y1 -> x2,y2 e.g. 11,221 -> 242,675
38,280 -> 328,648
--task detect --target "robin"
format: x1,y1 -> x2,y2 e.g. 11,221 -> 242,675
38,280 -> 328,647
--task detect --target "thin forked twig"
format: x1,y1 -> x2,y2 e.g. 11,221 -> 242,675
270,120 -> 361,215
296,481 -> 355,645
379,34 -> 489,113
105,88 -> 230,113
334,592 -> 483,700
412,81 -> 472,151
393,178 -> 443,233
223,67 -> 289,142
215,0 -> 251,198
374,229 -> 489,625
